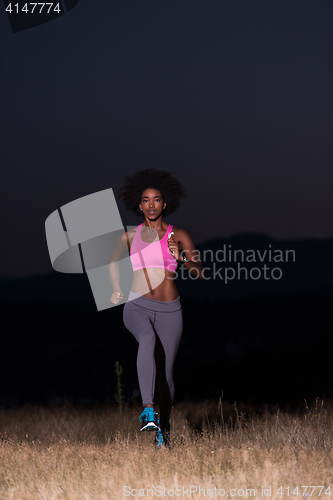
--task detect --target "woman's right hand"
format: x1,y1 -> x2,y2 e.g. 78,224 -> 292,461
110,289 -> 124,304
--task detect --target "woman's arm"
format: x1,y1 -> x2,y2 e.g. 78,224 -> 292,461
168,228 -> 205,280
109,230 -> 130,303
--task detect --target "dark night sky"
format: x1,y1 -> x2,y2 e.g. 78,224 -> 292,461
0,0 -> 332,279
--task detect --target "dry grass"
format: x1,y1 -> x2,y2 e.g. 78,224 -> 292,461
0,398 -> 332,499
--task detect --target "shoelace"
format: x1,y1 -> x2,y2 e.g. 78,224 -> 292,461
139,407 -> 155,422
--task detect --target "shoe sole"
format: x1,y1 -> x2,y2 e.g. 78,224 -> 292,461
140,422 -> 160,431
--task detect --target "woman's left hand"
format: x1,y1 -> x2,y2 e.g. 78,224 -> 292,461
167,232 -> 181,261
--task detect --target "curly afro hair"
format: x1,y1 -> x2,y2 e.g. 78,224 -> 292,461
117,168 -> 187,218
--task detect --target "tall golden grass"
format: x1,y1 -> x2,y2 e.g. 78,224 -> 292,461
0,398 -> 332,499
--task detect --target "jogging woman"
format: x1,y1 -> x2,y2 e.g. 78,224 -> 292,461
109,168 -> 204,447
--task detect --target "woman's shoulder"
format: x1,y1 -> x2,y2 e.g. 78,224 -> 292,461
126,224 -> 140,235
125,224 -> 141,245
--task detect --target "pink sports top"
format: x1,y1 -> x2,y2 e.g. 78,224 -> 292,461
130,223 -> 178,273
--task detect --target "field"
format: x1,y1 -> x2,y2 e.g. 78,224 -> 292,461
0,398 -> 332,500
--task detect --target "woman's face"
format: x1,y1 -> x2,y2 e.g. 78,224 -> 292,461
139,188 -> 166,219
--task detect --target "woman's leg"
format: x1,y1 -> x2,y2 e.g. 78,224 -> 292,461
123,302 -> 157,406
153,309 -> 183,428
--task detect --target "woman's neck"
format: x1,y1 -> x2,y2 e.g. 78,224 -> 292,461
142,217 -> 165,232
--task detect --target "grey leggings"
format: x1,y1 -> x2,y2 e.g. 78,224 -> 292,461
123,290 -> 183,406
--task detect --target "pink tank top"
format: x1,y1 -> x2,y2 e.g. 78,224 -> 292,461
130,223 -> 178,272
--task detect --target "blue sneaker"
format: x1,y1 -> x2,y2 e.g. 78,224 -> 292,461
139,407 -> 160,431
154,428 -> 165,448
154,419 -> 171,448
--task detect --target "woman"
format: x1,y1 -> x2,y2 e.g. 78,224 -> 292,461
109,168 -> 204,447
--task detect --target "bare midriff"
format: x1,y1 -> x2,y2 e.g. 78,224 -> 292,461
131,268 -> 179,301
